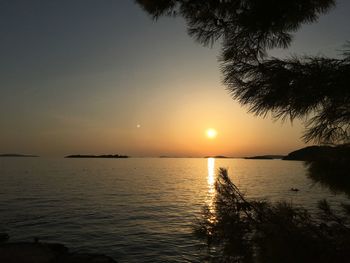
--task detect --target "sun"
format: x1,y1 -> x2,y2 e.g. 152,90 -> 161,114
206,128 -> 217,139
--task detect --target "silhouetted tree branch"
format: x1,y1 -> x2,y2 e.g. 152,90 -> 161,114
223,54 -> 350,143
195,168 -> 350,262
136,0 -> 350,144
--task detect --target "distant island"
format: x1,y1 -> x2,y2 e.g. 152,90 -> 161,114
245,155 -> 285,160
0,154 -> 38,157
65,154 -> 129,158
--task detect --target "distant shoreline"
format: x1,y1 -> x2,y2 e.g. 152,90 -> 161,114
204,155 -> 232,159
65,154 -> 129,158
244,155 -> 285,160
0,154 -> 39,157
3,146 -> 343,160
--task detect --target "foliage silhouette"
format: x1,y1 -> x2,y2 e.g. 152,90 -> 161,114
136,0 -> 350,144
195,168 -> 350,262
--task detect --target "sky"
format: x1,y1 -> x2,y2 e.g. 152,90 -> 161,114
0,0 -> 349,157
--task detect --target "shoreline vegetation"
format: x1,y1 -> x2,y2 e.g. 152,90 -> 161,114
65,154 -> 129,158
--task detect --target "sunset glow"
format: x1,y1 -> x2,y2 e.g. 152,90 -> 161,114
0,1 -> 344,158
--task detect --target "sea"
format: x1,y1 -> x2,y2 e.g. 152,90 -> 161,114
0,157 -> 348,262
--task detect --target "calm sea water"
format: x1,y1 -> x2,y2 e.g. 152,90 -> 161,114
0,158 -> 347,262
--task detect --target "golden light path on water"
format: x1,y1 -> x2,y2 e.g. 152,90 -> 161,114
207,157 -> 216,213
207,157 -> 215,187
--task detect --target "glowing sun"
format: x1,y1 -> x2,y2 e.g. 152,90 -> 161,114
206,128 -> 217,139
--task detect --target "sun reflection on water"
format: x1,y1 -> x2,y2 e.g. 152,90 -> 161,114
206,157 -> 216,215
207,157 -> 215,189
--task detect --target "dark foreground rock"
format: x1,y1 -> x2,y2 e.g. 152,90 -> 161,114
0,241 -> 116,263
0,233 -> 9,243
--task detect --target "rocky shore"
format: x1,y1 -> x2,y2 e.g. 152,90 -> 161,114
0,234 -> 116,263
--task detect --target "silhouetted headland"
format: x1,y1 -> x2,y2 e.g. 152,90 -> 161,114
0,154 -> 38,157
283,145 -> 350,161
65,154 -> 129,158
282,145 -> 350,196
245,155 -> 285,160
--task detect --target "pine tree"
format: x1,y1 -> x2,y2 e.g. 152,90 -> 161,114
136,0 -> 349,144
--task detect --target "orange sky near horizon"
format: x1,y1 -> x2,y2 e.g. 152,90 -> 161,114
1,78 -> 309,157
